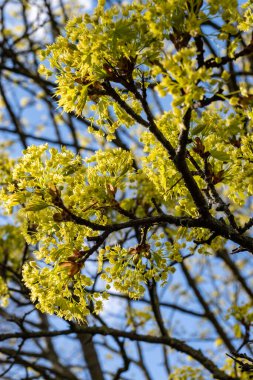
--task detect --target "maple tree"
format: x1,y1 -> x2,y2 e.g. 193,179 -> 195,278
0,0 -> 253,379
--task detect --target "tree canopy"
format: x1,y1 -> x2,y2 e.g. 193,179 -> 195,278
0,0 -> 253,379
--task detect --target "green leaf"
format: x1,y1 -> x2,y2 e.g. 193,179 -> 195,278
191,124 -> 206,136
210,150 -> 230,161
25,200 -> 50,211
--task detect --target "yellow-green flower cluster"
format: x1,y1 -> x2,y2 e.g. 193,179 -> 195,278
100,242 -> 175,299
228,302 -> 253,325
189,107 -> 253,208
22,262 -> 107,321
0,145 -> 136,321
154,46 -> 212,108
238,1 -> 253,31
39,1 -> 162,118
0,276 -> 9,307
169,366 -> 205,380
38,0 -> 249,138
141,112 -> 195,213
